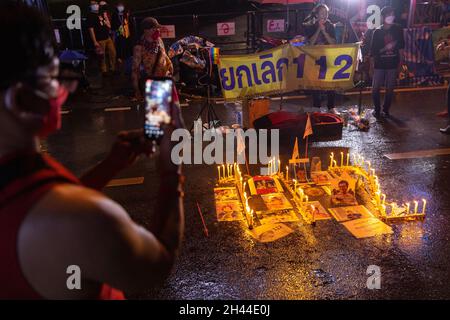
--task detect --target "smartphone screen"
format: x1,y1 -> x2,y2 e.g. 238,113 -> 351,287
144,78 -> 173,140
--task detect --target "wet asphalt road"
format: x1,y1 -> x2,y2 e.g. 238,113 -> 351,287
46,77 -> 450,300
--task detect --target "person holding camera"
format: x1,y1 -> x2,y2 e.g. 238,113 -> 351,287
0,3 -> 184,300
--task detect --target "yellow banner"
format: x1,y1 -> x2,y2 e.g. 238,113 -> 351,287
218,43 -> 360,100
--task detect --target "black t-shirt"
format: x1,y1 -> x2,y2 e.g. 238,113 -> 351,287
86,12 -> 110,42
304,20 -> 336,45
370,24 -> 405,69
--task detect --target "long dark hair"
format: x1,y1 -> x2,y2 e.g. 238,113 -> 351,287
0,1 -> 55,90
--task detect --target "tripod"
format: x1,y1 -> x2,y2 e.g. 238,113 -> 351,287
190,48 -> 221,132
190,83 -> 221,132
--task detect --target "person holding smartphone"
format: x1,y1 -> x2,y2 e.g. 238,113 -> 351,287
303,4 -> 337,113
0,2 -> 184,299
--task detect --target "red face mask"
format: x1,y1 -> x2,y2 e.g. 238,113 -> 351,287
152,29 -> 161,41
38,86 -> 69,138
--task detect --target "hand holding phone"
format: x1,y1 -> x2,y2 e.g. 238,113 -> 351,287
144,77 -> 173,141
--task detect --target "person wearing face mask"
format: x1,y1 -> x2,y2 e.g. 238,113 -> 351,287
303,4 -> 337,113
131,17 -> 174,101
87,0 -> 117,76
0,2 -> 184,300
370,6 -> 405,119
111,2 -> 132,67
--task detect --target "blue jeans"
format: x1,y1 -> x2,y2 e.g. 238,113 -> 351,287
372,68 -> 397,114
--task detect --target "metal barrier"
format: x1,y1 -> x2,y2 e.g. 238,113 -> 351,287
52,8 -> 315,55
52,18 -> 86,51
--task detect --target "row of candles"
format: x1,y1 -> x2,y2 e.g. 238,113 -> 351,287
328,152 -> 350,169
403,199 -> 427,215
268,157 -> 281,176
217,164 -> 236,182
328,152 -> 375,173
218,155 -> 427,221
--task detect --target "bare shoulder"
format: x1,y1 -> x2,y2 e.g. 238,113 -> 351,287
20,183 -> 135,246
20,184 -> 138,254
17,184 -> 138,298
31,184 -> 130,223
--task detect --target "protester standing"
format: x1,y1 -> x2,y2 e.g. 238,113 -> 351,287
131,17 -> 173,101
370,6 -> 405,119
303,4 -> 337,112
111,2 -> 133,67
87,0 -> 116,76
440,82 -> 450,134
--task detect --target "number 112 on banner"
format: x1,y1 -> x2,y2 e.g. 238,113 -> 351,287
218,43 -> 360,100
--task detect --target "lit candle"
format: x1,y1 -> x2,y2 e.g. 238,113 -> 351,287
243,182 -> 247,193
286,166 -> 289,180
222,165 -> 226,180
390,203 -> 395,216
340,152 -> 344,167
346,153 -> 349,167
217,166 -> 221,181
375,191 -> 381,207
278,158 -> 281,174
293,179 -> 297,192
304,195 -> 309,203
413,200 -> 418,214
311,204 -> 316,221
406,202 -> 410,214
422,199 -> 427,214
381,204 -> 386,216
299,188 -> 304,203
330,152 -> 334,168
381,194 -> 386,205
333,160 -> 337,168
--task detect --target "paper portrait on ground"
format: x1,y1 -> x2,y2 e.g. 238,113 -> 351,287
215,200 -> 244,221
256,209 -> 299,225
342,217 -> 393,239
261,193 -> 293,211
247,223 -> 294,243
214,187 -> 239,202
304,201 -> 331,221
328,205 -> 374,222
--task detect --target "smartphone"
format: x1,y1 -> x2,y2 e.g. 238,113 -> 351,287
144,77 -> 173,140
